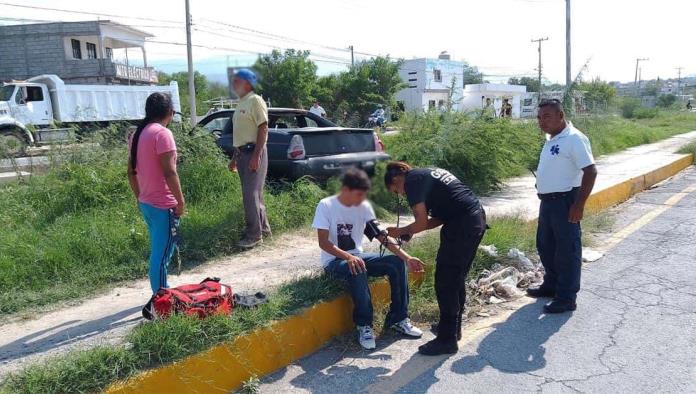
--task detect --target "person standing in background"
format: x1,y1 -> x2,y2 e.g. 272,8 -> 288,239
229,69 -> 271,249
527,99 -> 597,313
127,92 -> 184,308
309,100 -> 327,117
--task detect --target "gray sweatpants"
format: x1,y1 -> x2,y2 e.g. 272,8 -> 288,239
236,147 -> 271,241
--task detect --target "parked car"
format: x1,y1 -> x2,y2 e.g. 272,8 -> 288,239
197,108 -> 389,179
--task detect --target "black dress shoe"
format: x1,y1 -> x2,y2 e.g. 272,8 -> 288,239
430,322 -> 462,341
544,299 -> 577,314
418,338 -> 458,356
526,287 -> 555,298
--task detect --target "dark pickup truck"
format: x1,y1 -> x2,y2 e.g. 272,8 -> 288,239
197,108 -> 390,179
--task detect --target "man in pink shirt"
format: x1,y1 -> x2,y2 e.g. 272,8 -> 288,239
127,93 -> 185,305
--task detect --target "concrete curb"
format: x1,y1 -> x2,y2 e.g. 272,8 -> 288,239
105,277 -> 420,394
585,154 -> 694,214
104,154 -> 695,394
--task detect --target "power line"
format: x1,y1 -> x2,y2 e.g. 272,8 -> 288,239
0,2 -> 182,25
192,26 -> 353,63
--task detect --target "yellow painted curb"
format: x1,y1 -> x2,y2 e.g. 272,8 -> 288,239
105,275 -> 421,394
585,154 -> 693,214
105,153 -> 694,394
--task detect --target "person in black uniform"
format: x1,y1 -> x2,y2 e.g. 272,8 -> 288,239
384,161 -> 487,356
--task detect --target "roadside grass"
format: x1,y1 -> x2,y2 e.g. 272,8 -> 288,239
0,274 -> 343,394
0,126 -> 327,315
0,212 -> 624,393
573,111 -> 696,157
678,140 -> 696,156
382,111 -> 696,198
3,112 -> 695,316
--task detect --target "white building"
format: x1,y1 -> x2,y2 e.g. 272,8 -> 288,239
395,52 -> 529,118
460,83 -> 527,118
395,52 -> 465,112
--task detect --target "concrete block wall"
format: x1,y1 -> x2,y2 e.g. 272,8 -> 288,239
0,21 -> 104,83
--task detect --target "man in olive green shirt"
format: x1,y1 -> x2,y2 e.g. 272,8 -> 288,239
229,69 -> 271,248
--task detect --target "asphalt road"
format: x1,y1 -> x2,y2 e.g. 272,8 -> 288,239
259,168 -> 696,393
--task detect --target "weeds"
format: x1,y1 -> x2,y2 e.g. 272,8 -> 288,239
0,123 -> 327,315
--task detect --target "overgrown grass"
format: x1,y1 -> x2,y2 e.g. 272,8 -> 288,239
383,111 -> 696,196
0,211 -> 618,393
573,111 -> 696,157
384,112 -> 542,194
0,125 -> 327,315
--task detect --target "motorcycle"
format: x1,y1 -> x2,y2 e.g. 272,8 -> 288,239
364,115 -> 386,129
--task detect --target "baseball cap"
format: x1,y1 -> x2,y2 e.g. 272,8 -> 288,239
234,69 -> 257,88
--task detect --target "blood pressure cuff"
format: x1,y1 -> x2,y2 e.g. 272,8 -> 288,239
364,219 -> 387,241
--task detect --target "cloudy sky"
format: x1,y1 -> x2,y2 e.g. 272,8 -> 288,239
2,0 -> 694,83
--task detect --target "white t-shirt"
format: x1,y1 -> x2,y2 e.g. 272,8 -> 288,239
309,105 -> 326,117
536,122 -> 595,194
311,195 -> 376,267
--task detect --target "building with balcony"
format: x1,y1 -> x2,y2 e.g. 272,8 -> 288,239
395,52 -> 465,112
0,20 -> 158,85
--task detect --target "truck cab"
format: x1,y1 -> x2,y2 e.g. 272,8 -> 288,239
0,83 -> 53,127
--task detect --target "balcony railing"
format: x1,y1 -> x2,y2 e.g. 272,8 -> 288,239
113,62 -> 158,84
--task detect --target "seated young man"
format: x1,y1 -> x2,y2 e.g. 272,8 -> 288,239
312,168 -> 425,350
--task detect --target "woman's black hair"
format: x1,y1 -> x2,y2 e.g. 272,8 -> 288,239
384,161 -> 412,187
129,92 -> 174,174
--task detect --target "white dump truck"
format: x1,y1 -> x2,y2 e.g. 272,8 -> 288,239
0,74 -> 180,151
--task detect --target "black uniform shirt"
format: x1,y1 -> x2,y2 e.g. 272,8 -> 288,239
404,168 -> 481,222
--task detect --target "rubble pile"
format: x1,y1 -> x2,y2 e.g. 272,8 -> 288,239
471,246 -> 544,305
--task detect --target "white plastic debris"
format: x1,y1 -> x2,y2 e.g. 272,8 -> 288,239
479,244 -> 499,258
478,266 -> 524,301
582,248 -> 604,262
507,248 -> 535,272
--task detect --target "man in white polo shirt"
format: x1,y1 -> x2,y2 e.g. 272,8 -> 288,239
527,99 -> 597,314
309,100 -> 327,118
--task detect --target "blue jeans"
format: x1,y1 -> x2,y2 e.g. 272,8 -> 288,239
324,253 -> 409,327
139,202 -> 180,294
536,189 -> 582,302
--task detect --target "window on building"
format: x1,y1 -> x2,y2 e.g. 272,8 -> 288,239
428,100 -> 436,109
106,47 -> 113,59
86,42 -> 97,59
433,69 -> 442,82
438,99 -> 445,109
71,39 -> 82,59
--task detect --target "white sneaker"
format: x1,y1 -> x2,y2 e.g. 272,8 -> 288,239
357,325 -> 376,350
392,318 -> 423,338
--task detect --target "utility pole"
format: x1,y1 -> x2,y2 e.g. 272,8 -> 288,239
349,45 -> 354,68
531,37 -> 549,104
565,0 -> 571,90
185,0 -> 197,127
634,57 -> 649,97
676,66 -> 683,96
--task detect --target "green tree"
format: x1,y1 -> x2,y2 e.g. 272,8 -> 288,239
463,62 -> 483,85
508,76 -> 541,92
158,71 -> 221,116
253,49 -> 318,108
312,74 -> 340,116
657,94 -> 677,108
332,56 -> 405,121
579,78 -> 616,112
